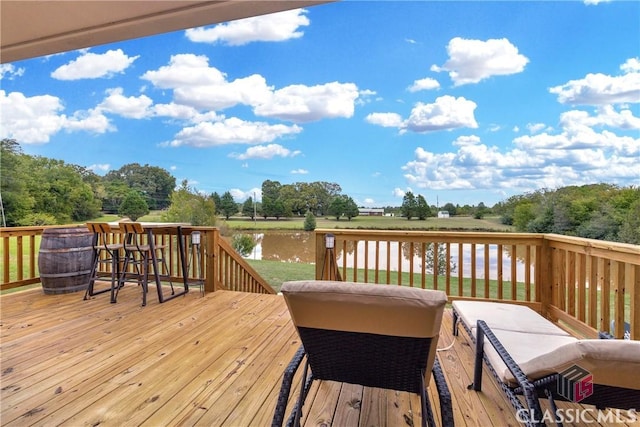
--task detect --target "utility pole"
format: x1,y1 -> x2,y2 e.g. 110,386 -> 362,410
253,192 -> 257,225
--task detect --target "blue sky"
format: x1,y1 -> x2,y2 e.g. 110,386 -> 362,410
2,0 -> 639,208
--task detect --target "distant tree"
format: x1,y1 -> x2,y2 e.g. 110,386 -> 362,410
416,195 -> 430,220
102,180 -> 131,213
513,202 -> 536,231
474,202 -> 488,219
27,156 -> 101,223
272,199 -> 287,219
119,190 -> 149,221
441,202 -> 457,216
401,191 -> 417,220
343,196 -> 359,220
303,210 -> 316,231
0,139 -> 33,226
219,191 -> 237,220
261,180 -> 282,218
211,192 -> 222,215
242,197 -> 256,220
163,180 -> 216,226
328,196 -> 347,220
618,197 -> 640,244
16,213 -> 57,226
104,163 -> 175,210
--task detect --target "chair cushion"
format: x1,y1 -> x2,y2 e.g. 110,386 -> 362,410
281,280 -> 447,338
475,329 -> 578,385
453,300 -> 571,336
518,339 -> 640,390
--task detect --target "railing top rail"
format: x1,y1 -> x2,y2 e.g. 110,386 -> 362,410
543,233 -> 640,254
314,228 -> 544,243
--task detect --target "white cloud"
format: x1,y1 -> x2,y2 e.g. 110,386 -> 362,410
621,57 -> 640,73
431,37 -> 529,86
254,82 -> 360,122
64,108 -> 113,133
185,9 -> 309,46
97,88 -> 153,119
229,143 -> 302,160
392,188 -> 407,198
365,112 -> 404,127
367,96 -> 478,133
526,123 -> 550,134
291,168 -> 309,174
549,63 -> 640,105
142,54 -> 359,123
165,118 -> 302,147
408,77 -> 440,92
0,64 -> 25,80
0,90 -> 112,143
88,164 -> 110,173
363,198 -> 376,206
559,106 -> 640,131
228,188 -> 262,202
402,107 -> 639,193
584,0 -> 611,5
51,49 -> 139,80
405,96 -> 478,132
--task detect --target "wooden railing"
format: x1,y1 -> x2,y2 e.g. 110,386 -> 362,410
4,225 -> 638,338
314,229 -> 640,340
1,225 -> 275,295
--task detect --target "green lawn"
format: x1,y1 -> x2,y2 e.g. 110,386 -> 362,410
222,215 -> 514,232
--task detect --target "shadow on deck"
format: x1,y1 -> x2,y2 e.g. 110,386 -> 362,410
1,288 -> 634,426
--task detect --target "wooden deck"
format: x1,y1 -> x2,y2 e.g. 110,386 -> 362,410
1,287 -> 636,426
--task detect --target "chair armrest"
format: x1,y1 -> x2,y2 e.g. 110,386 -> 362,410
470,320 -> 547,426
272,346 -> 306,427
432,358 -> 455,426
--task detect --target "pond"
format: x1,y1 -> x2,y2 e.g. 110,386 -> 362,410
239,231 -> 531,282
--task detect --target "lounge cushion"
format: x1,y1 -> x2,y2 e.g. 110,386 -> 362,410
477,329 -> 578,385
453,300 -> 571,336
518,339 -> 640,390
282,280 -> 447,338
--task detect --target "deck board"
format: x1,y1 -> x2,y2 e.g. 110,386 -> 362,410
1,287 -> 636,426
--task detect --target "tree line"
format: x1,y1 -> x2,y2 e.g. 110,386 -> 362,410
2,139 -> 638,244
1,139 -> 175,225
493,184 -> 640,244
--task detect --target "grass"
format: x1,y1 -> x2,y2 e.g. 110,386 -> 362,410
222,215 -> 514,232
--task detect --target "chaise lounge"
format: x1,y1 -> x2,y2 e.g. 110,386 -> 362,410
272,280 -> 454,427
452,300 -> 640,427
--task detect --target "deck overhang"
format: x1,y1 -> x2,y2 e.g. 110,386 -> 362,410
0,0 -> 331,64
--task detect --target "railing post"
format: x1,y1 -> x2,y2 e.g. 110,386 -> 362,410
204,228 -> 216,293
538,236 -> 553,317
630,264 -> 639,340
315,231 -> 325,280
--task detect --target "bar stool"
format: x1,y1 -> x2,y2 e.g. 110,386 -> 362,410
116,222 -> 174,306
84,222 -> 123,300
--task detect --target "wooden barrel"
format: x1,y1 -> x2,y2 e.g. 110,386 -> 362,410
38,227 -> 94,294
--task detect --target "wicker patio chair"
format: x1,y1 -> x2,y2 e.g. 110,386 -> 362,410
272,280 -> 454,427
470,320 -> 640,427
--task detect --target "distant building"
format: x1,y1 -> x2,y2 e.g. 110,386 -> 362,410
359,208 -> 385,216
437,211 -> 450,218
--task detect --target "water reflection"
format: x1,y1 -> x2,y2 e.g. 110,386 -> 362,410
244,231 -> 316,263
241,231 -> 531,281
